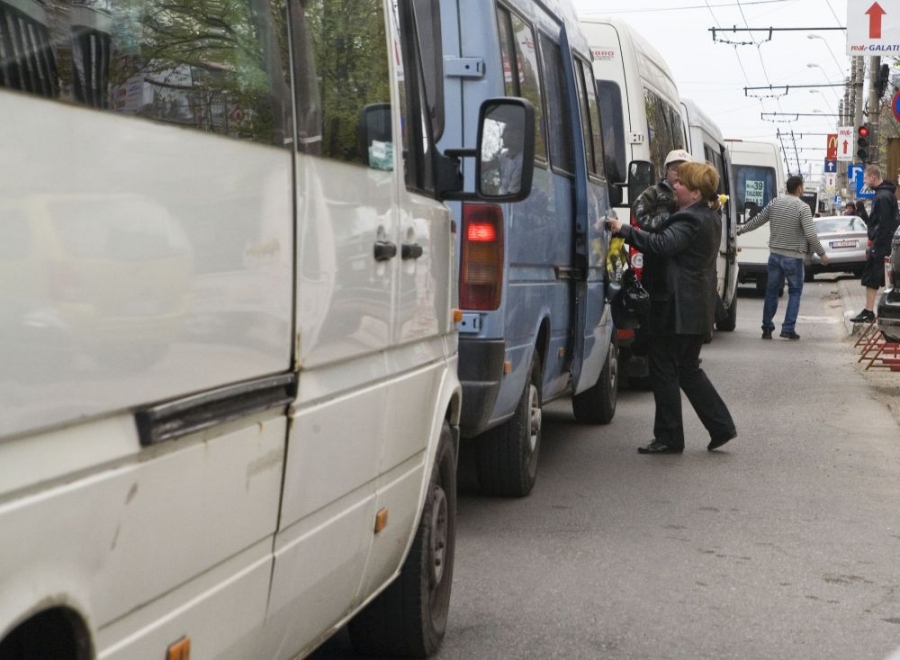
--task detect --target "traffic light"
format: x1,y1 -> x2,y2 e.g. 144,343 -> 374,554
857,124 -> 870,162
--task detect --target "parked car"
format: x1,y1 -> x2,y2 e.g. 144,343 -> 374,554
805,215 -> 869,281
876,227 -> 900,342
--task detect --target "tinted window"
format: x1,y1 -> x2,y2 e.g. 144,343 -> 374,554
596,80 -> 625,184
538,34 -> 573,175
733,165 -> 777,220
644,88 -> 682,179
0,0 -> 291,146
578,61 -> 604,177
497,9 -> 547,164
297,0 -> 391,163
392,0 -> 437,192
413,0 -> 444,141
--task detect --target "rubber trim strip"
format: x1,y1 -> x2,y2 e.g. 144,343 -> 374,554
135,374 -> 296,446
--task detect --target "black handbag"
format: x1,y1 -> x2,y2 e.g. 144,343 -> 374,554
610,269 -> 649,329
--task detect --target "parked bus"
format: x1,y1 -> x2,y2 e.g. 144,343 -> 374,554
580,16 -> 687,385
0,0 -> 533,657
681,98 -> 739,331
726,139 -> 788,292
440,0 -> 620,497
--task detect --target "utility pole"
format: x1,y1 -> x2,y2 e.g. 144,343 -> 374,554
868,55 -> 882,166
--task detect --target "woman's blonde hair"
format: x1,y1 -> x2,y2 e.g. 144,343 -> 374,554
677,162 -> 721,211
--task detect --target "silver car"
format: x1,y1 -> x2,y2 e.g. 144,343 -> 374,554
805,215 -> 869,282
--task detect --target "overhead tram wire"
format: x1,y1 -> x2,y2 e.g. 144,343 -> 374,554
588,0 -> 791,15
735,0 -> 799,173
705,0 -> 762,147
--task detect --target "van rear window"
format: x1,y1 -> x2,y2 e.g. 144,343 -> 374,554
733,165 -> 777,219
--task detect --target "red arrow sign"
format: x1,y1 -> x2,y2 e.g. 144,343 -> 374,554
842,139 -> 849,154
867,2 -> 887,39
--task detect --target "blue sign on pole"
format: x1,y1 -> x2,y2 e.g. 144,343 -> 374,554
824,160 -> 837,174
849,164 -> 875,199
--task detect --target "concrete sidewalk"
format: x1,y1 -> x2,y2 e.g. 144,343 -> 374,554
834,275 -> 873,336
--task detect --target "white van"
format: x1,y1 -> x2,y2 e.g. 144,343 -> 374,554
726,139 -> 788,292
580,16 -> 688,221
580,16 -> 687,384
0,0 -> 531,658
681,98 -> 739,331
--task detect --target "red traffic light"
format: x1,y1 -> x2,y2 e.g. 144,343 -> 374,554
858,125 -> 870,138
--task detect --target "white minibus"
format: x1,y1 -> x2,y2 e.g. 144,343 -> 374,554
580,16 -> 687,384
682,98 -> 739,331
0,0 -> 533,657
726,139 -> 788,292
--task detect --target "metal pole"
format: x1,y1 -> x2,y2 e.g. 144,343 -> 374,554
868,55 -> 882,166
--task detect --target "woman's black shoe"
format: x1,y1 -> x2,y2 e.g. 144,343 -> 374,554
637,440 -> 683,454
708,430 -> 737,451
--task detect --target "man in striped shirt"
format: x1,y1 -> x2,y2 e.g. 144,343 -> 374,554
737,176 -> 829,340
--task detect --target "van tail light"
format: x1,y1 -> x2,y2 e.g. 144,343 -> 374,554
629,210 -> 643,280
460,203 -> 503,310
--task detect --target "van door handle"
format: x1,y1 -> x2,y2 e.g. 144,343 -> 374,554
401,243 -> 423,260
374,241 -> 397,261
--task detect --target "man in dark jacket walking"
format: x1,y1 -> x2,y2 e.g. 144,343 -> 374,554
850,165 -> 900,322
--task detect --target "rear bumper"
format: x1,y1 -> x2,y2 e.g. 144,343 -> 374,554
458,338 -> 506,437
737,263 -> 767,283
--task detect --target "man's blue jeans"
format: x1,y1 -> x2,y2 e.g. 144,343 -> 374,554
763,253 -> 805,333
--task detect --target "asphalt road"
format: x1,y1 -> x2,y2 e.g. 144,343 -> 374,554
315,279 -> 900,660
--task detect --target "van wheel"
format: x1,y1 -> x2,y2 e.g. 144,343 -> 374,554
572,338 -> 617,424
716,296 -> 737,331
348,422 -> 457,657
475,353 -> 542,497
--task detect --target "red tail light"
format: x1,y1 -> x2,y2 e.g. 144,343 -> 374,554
460,203 -> 503,310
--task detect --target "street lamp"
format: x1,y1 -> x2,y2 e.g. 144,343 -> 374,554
807,34 -> 846,76
807,63 -> 842,102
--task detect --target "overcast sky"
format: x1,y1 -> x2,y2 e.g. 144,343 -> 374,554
573,0 -> 852,180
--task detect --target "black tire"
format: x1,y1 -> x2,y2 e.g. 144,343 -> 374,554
348,422 -> 457,658
475,352 -> 542,497
804,269 -> 815,283
716,295 -> 737,331
572,338 -> 618,424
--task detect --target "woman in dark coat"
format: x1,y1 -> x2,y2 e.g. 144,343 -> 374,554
608,162 -> 737,454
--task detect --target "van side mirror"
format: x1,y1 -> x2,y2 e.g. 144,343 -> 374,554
359,103 -> 393,170
475,98 -> 535,202
627,160 -> 655,203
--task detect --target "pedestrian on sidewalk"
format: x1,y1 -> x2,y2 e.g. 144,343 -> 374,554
608,162 -> 737,455
736,175 -> 830,340
849,166 -> 900,323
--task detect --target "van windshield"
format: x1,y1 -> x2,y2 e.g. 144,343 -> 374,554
733,165 -> 776,220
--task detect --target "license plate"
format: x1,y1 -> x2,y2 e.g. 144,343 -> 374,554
830,239 -> 857,248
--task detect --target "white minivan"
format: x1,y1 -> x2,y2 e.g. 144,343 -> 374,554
682,98 -> 739,331
726,139 -> 788,292
580,16 -> 687,384
0,0 -> 532,658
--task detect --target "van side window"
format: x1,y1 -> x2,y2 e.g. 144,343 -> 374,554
538,35 -> 574,176
496,7 -> 547,165
0,0 -> 291,147
596,80 -> 626,184
574,58 -> 605,180
644,88 -> 683,181
705,146 -> 727,196
392,0 -> 438,193
295,0 -> 392,164
412,0 -> 444,141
